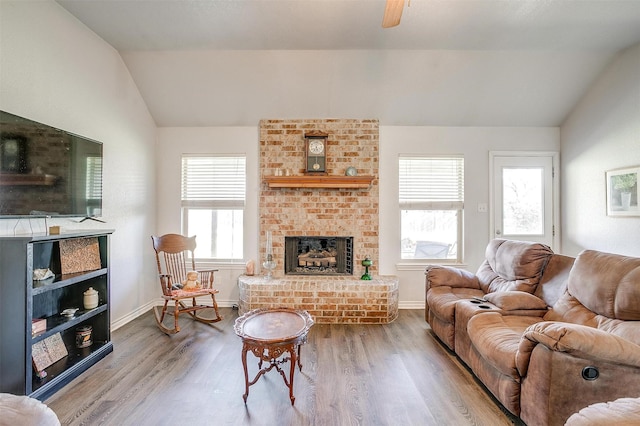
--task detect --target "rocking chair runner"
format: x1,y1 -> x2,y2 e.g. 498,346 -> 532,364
151,234 -> 223,334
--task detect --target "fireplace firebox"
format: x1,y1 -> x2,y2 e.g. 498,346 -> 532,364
285,236 -> 353,275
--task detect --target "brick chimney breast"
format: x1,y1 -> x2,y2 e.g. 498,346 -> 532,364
259,119 -> 379,278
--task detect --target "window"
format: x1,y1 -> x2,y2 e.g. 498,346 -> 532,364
399,156 -> 464,262
85,156 -> 102,216
85,156 -> 102,201
181,155 -> 246,260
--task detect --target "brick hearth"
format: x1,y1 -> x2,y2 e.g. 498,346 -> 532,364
238,275 -> 399,324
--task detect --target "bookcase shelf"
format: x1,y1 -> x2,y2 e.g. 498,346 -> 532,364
32,268 -> 107,295
32,305 -> 108,344
0,230 -> 114,401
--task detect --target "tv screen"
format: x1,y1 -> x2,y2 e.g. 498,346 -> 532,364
0,111 -> 103,218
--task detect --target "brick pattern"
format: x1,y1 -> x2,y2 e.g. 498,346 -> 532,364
238,275 -> 399,324
259,119 -> 379,277
0,122 -> 71,214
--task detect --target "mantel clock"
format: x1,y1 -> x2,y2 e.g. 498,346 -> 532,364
304,130 -> 328,175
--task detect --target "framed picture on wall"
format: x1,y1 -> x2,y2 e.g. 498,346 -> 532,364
606,166 -> 639,217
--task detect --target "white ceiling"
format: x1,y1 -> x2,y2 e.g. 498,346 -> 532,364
56,0 -> 640,127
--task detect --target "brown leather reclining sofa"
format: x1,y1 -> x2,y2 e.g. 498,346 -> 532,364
425,239 -> 640,426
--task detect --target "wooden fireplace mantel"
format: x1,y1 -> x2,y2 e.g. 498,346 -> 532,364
0,173 -> 58,186
264,175 -> 374,189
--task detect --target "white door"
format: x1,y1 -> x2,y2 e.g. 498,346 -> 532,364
490,152 -> 559,249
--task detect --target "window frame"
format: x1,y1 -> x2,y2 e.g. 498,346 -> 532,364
399,155 -> 464,264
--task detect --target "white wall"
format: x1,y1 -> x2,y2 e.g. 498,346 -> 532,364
156,127 -> 260,306
561,42 -> 640,257
157,125 -> 559,307
379,126 -> 560,306
0,0 -> 567,319
0,1 -> 158,327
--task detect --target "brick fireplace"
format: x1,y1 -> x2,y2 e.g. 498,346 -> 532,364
240,119 -> 398,324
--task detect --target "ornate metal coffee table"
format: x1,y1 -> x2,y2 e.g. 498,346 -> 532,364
234,307 -> 314,405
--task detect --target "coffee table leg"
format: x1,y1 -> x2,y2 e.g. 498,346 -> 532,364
297,344 -> 303,371
241,343 -> 250,403
289,346 -> 297,405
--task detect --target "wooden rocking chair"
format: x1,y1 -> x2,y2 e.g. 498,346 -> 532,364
151,234 -> 223,334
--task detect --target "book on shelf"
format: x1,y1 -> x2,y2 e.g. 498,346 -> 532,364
32,332 -> 68,373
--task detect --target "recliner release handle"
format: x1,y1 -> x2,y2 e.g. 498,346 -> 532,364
582,366 -> 599,381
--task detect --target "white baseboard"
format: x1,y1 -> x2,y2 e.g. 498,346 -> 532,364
110,298 -> 239,331
398,301 -> 425,309
111,300 -> 155,331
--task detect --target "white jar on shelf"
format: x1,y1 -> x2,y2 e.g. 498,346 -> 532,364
83,287 -> 99,310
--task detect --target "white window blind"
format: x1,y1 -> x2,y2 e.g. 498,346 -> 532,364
85,156 -> 103,200
181,156 -> 246,208
399,156 -> 464,209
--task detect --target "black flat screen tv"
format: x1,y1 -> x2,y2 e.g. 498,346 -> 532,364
0,110 -> 103,219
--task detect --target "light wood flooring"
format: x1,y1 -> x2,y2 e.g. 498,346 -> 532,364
46,308 -> 523,426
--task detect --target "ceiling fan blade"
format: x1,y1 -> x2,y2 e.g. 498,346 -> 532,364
382,0 -> 405,28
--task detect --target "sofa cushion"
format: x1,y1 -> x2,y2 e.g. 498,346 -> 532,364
545,295 -> 640,345
467,312 -> 541,379
476,239 -> 554,294
596,318 -> 640,345
544,293 -> 598,325
567,250 -> 640,321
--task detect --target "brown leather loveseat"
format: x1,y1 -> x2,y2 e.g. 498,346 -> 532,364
426,240 -> 640,426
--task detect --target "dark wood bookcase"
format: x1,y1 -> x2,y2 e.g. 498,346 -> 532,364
0,230 -> 113,400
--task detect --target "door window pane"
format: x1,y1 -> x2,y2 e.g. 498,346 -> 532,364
502,168 -> 543,235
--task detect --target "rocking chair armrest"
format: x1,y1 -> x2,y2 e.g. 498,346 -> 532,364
159,273 -> 173,282
158,274 -> 174,296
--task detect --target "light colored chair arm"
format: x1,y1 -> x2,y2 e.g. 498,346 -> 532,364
516,321 -> 640,376
0,393 -> 60,426
565,397 -> 640,426
425,265 -> 480,290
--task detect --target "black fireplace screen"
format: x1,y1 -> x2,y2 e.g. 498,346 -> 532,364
285,236 -> 353,275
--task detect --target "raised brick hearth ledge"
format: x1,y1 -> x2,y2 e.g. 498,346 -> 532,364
238,275 -> 399,324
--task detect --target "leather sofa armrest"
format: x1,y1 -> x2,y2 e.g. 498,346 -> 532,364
516,321 -> 640,376
483,291 -> 548,311
565,397 -> 640,426
425,265 -> 480,290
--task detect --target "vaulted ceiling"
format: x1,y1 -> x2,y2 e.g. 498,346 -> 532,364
57,0 -> 640,127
